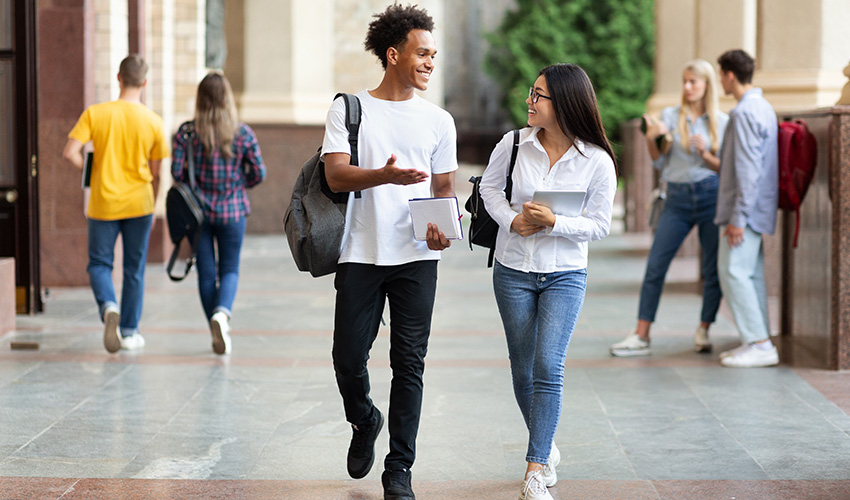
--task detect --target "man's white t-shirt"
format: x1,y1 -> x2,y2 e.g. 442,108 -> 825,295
321,90 -> 458,266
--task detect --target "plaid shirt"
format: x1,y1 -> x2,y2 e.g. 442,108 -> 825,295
171,122 -> 266,225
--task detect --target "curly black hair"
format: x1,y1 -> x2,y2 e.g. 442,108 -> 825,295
364,3 -> 435,69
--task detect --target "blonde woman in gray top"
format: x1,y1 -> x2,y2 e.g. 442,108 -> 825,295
611,59 -> 728,357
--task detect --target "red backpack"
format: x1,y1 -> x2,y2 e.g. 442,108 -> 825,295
777,119 -> 817,247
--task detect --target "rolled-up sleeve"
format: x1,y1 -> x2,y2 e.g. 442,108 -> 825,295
548,155 -> 617,242
730,112 -> 765,228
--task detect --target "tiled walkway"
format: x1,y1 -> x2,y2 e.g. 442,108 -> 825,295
2,225 -> 849,499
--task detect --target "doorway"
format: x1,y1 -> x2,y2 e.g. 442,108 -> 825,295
0,0 -> 40,313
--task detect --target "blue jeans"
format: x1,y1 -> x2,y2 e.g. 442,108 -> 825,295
195,218 -> 247,321
88,214 -> 153,336
717,225 -> 770,344
493,261 -> 586,464
638,177 -> 721,324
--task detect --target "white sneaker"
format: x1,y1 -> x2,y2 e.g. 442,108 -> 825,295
720,343 -> 779,368
120,334 -> 146,351
210,312 -> 232,355
694,326 -> 712,353
102,305 -> 121,354
519,470 -> 554,500
541,442 -> 560,487
719,343 -> 750,360
610,333 -> 650,357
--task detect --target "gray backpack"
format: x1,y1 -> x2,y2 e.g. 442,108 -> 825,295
284,93 -> 361,277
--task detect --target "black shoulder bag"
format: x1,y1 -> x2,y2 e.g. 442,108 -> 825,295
166,124 -> 205,281
464,129 -> 520,267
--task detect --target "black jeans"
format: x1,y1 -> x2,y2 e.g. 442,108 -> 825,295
332,260 -> 438,471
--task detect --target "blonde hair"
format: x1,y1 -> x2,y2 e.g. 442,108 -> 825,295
194,71 -> 238,158
677,59 -> 721,154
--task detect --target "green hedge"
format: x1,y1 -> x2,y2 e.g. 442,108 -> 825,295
485,0 -> 655,150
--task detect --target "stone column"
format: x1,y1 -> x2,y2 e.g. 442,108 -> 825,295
145,0 -> 175,263
144,0 -> 205,262
757,0 -> 850,112
94,0 -> 129,103
37,0 -> 94,286
237,0 -> 333,125
129,0 -> 144,55
648,0 -> 757,113
647,0 -> 696,113
830,108 -> 850,370
235,0 -> 446,126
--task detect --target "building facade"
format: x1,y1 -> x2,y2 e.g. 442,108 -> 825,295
2,0 -> 848,315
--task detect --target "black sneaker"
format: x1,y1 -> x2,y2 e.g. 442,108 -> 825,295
382,468 -> 415,500
347,408 -> 384,479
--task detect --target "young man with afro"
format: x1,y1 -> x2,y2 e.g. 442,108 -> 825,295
321,4 -> 457,499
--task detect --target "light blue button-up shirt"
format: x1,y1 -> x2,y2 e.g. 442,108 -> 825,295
654,105 -> 728,183
714,88 -> 779,235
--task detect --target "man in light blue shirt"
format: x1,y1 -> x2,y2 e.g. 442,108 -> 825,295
714,49 -> 779,368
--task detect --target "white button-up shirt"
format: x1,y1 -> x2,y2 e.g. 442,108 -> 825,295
479,128 -> 617,273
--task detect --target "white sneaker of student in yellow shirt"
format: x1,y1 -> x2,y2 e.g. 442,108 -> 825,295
120,333 -> 145,350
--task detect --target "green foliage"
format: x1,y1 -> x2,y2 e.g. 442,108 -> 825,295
485,0 -> 655,148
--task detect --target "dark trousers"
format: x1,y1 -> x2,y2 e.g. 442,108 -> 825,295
332,260 -> 438,471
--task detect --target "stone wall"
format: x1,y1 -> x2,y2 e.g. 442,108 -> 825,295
244,124 -> 324,234
777,107 -> 850,370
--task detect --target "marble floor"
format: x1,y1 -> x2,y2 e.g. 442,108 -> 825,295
2,229 -> 849,500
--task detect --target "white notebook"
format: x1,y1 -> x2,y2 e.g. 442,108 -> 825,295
409,197 -> 463,241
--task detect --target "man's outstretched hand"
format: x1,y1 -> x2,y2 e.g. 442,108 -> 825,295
382,155 -> 429,185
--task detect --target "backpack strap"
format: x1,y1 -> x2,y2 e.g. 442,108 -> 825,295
488,129 -> 521,268
166,228 -> 201,282
185,125 -> 197,192
334,93 -> 363,198
505,129 -> 520,200
180,122 -> 204,208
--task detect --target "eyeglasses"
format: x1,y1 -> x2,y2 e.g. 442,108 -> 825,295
528,87 -> 552,104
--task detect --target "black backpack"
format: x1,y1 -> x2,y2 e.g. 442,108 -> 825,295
284,93 -> 361,277
166,124 -> 205,281
464,129 -> 519,267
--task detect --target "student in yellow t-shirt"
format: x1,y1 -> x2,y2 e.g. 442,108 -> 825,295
62,54 -> 169,354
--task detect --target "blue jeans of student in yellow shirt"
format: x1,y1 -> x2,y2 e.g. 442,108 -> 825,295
493,261 -> 586,465
88,214 -> 153,336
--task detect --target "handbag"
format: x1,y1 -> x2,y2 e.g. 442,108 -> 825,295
647,183 -> 666,232
166,124 -> 205,281
464,129 -> 519,267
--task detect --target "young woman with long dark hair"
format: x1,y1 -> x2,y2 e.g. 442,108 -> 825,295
479,64 -> 617,500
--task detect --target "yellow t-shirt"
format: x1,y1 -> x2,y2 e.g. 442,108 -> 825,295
68,100 -> 169,220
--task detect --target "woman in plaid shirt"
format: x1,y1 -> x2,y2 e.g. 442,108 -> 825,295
172,71 -> 266,355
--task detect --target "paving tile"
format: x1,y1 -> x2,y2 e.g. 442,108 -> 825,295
0,477 -> 79,500
653,480 -> 850,500
4,232 -> 850,498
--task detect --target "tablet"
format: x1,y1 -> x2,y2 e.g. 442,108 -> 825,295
531,190 -> 586,217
